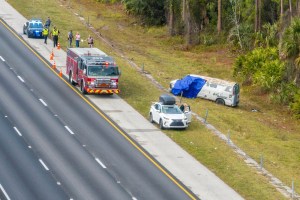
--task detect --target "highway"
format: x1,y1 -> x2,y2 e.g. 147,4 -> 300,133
0,20 -> 197,199
0,109 -> 69,200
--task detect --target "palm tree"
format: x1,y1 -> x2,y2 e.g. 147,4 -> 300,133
217,0 -> 222,34
281,0 -> 284,17
168,0 -> 175,36
255,0 -> 261,32
280,18 -> 300,86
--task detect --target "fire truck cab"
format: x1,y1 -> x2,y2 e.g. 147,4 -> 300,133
66,48 -> 120,95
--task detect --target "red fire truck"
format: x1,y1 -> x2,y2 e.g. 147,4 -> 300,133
66,48 -> 120,94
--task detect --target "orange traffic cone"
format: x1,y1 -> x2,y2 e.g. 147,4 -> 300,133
59,68 -> 63,77
50,52 -> 53,60
57,43 -> 61,50
52,61 -> 56,70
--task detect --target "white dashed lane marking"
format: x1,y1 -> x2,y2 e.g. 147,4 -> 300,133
64,126 -> 75,135
0,184 -> 11,200
17,75 -> 25,83
13,127 -> 22,136
39,159 -> 49,171
0,56 -> 5,62
39,99 -> 47,107
95,158 -> 107,169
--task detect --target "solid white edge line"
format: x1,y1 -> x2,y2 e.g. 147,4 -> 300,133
64,126 -> 75,135
17,76 -> 25,83
95,158 -> 107,169
0,184 -> 11,200
39,99 -> 47,107
13,127 -> 22,136
39,159 -> 49,171
0,56 -> 5,62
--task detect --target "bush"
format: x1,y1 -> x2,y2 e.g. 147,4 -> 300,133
233,47 -> 285,91
270,83 -> 298,105
253,59 -> 285,91
290,90 -> 300,119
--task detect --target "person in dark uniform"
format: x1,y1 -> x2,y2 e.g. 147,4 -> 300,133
44,17 -> 51,29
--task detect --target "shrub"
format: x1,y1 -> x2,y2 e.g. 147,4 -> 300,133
290,90 -> 300,119
233,47 -> 285,91
270,83 -> 298,105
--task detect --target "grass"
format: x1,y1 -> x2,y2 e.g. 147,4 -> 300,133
7,0 -> 300,199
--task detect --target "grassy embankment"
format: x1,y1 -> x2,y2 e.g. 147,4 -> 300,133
7,0 -> 300,199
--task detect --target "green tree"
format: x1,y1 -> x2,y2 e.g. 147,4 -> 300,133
123,0 -> 166,25
280,17 -> 300,86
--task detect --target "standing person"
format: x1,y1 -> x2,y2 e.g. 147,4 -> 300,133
51,26 -> 60,47
68,30 -> 73,47
87,35 -> 94,48
42,26 -> 49,44
44,17 -> 51,29
75,32 -> 80,47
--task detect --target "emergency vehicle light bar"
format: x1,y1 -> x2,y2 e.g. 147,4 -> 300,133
84,53 -> 104,56
87,61 -> 111,65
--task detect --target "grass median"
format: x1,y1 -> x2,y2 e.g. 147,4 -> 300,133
7,0 -> 300,199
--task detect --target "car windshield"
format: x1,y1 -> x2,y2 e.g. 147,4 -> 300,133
161,105 -> 182,114
29,22 -> 43,28
87,65 -> 119,76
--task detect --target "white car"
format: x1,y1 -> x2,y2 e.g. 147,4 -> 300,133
149,101 -> 190,130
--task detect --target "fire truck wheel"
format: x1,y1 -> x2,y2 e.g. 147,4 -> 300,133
81,81 -> 87,94
69,71 -> 75,85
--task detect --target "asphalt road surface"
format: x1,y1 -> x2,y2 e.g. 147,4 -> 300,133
0,20 -> 198,200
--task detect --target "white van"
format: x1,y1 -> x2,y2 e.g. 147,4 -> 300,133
170,74 -> 240,107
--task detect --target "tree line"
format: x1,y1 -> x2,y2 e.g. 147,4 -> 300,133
97,0 -> 300,118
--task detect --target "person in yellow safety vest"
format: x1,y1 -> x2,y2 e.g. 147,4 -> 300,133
42,27 -> 49,44
51,26 -> 60,48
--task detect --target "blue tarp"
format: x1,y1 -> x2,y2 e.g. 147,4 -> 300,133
171,75 -> 206,98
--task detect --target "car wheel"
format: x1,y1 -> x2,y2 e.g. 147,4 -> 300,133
216,98 -> 225,105
149,113 -> 153,123
159,119 -> 165,130
81,81 -> 87,94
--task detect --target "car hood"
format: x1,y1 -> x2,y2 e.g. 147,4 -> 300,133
161,113 -> 186,120
28,28 -> 43,31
